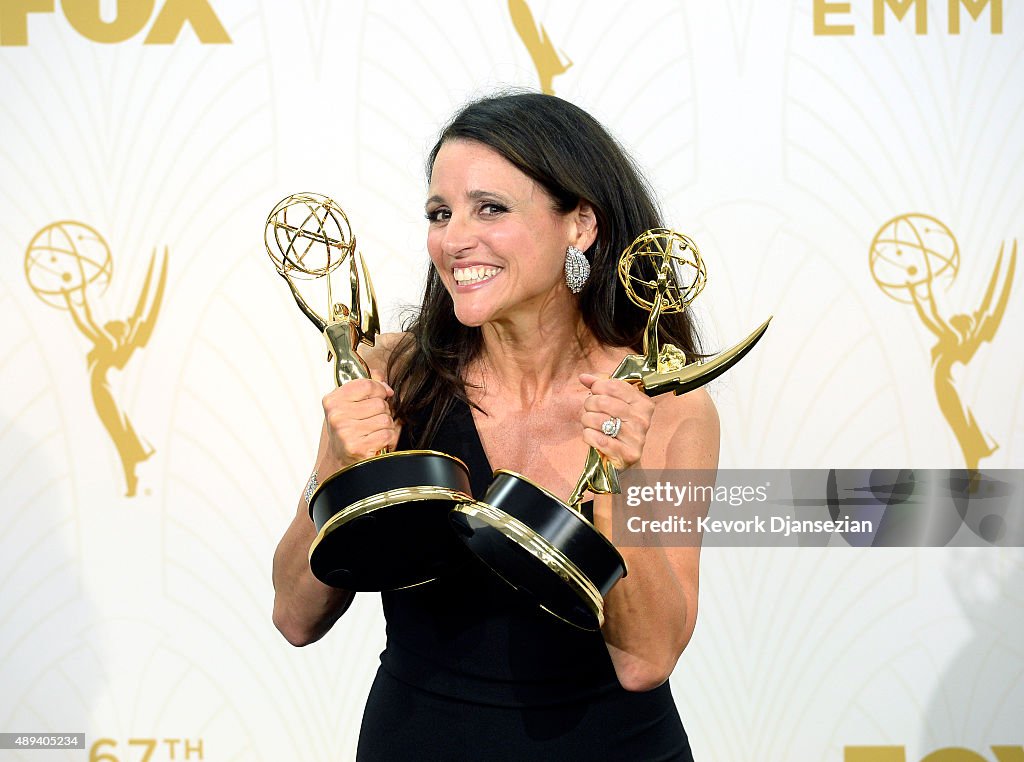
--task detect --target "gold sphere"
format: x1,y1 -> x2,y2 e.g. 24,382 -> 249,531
617,228 -> 706,314
24,220 -> 113,310
265,193 -> 356,280
868,213 -> 959,304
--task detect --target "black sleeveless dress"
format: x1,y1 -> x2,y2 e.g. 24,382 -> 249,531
355,398 -> 693,761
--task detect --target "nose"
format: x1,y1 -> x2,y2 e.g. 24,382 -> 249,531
440,211 -> 475,258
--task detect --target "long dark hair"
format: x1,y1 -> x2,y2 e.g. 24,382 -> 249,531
389,92 -> 702,447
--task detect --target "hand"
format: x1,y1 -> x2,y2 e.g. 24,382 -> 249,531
322,377 -> 399,471
579,373 -> 655,471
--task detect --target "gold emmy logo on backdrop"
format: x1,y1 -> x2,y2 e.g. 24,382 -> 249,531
813,0 -> 1003,35
869,213 -> 1017,470
508,0 -> 572,94
24,221 -> 168,497
0,0 -> 230,46
846,745 -> 1023,761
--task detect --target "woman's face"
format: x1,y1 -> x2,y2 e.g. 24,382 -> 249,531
425,139 -> 587,328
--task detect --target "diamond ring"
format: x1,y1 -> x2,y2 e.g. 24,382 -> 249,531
601,417 -> 622,438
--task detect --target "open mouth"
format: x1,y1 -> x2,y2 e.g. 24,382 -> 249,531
453,265 -> 503,286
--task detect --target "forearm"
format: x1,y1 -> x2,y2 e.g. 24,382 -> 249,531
272,486 -> 354,646
271,341 -> 400,646
594,494 -> 697,692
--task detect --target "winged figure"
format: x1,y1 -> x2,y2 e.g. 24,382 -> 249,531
509,0 -> 572,95
910,241 -> 1017,470
64,248 -> 168,496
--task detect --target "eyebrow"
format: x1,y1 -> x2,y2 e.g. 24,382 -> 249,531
424,189 -> 510,209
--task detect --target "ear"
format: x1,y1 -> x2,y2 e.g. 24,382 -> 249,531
570,200 -> 598,253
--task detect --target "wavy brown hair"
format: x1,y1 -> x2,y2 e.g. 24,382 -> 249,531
389,92 -> 703,447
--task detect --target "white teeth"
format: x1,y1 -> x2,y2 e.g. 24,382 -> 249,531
453,266 -> 502,284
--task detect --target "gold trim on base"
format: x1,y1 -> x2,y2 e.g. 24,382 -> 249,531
314,449 -> 471,491
454,500 -> 605,630
489,469 -> 628,578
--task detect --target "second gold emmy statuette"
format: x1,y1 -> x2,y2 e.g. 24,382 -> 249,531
265,193 -> 473,591
450,229 -> 772,630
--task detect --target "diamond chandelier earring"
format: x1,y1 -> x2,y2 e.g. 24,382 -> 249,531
564,245 -> 590,294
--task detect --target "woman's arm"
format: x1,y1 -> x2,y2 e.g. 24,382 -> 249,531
62,290 -> 101,344
586,383 -> 720,691
272,421 -> 356,646
271,334 -> 403,646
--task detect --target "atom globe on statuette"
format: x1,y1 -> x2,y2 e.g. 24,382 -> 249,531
265,193 -> 474,591
25,221 -> 112,309
868,213 -> 960,303
449,228 -> 772,630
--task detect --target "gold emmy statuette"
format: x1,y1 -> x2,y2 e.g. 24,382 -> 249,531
24,221 -> 167,497
508,0 -> 572,95
265,193 -> 473,591
450,229 -> 772,629
869,214 -> 1017,471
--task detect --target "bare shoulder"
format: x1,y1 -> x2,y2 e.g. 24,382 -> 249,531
360,331 -> 409,380
365,331 -> 407,356
643,387 -> 720,471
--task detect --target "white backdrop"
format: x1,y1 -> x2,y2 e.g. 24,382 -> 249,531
1,2 -> 1021,760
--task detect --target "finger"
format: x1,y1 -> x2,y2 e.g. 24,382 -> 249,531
386,423 -> 401,451
361,427 -> 398,455
345,378 -> 392,399
579,372 -> 608,390
581,427 -> 628,470
343,396 -> 393,421
581,417 -> 644,463
367,366 -> 394,395
584,423 -> 646,468
586,377 -> 646,404
325,404 -> 392,437
582,394 -> 633,420
364,412 -> 396,432
328,378 -> 391,405
323,395 -> 391,426
581,411 -> 643,438
330,418 -> 398,460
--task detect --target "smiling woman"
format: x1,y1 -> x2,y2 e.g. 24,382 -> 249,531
271,92 -> 719,761
424,138 -> 594,328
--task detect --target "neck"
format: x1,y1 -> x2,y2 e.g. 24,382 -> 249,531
474,300 -> 596,405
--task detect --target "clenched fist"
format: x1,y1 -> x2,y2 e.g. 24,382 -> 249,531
321,378 -> 400,472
